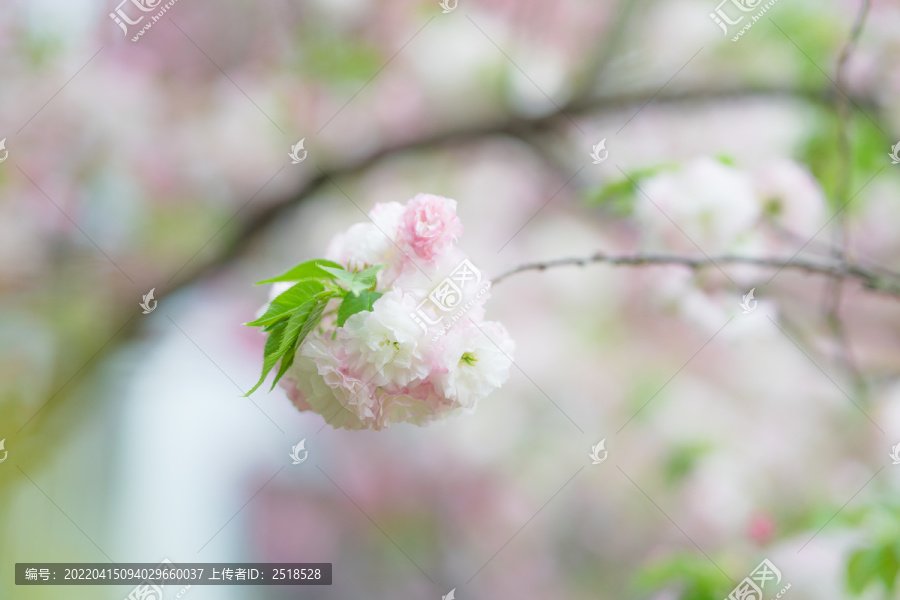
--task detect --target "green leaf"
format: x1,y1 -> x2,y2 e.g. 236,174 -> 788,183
877,545 -> 900,592
268,297 -> 329,390
270,347 -> 295,392
321,264 -> 385,296
848,548 -> 879,595
246,280 -> 326,328
584,165 -> 672,217
296,298 -> 328,348
299,30 -> 383,84
276,298 -> 319,357
275,293 -> 331,359
663,442 -> 711,487
336,290 -> 382,327
244,321 -> 288,396
247,292 -> 336,396
353,264 -> 384,288
245,261 -> 386,396
800,107 -> 889,211
634,553 -> 728,600
846,544 -> 900,595
256,259 -> 343,285
320,265 -> 355,285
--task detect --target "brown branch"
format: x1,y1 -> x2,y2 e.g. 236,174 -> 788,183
162,84 -> 873,298
826,0 -> 873,394
492,252 -> 900,296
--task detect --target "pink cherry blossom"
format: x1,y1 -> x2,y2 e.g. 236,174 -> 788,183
397,193 -> 464,261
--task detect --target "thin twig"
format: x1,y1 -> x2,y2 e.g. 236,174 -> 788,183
492,252 -> 900,297
826,0 -> 872,394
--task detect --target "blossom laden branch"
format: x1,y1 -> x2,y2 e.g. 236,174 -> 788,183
493,252 -> 900,296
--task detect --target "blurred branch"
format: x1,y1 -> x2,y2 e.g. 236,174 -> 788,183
834,0 -> 871,207
567,0 -> 646,98
492,251 -> 900,297
825,0 -> 873,395
500,0 -> 647,184
165,84 -> 876,297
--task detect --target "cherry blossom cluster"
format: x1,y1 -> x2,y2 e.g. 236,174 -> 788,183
255,194 -> 514,430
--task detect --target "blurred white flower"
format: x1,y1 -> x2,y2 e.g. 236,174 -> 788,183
636,157 -> 760,251
753,160 -> 826,238
654,267 -> 779,337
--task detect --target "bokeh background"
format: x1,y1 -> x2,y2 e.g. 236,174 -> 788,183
2,0 -> 900,598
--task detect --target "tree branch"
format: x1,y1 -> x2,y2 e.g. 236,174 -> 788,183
827,0 -> 873,394
492,251 -> 900,296
163,84 -> 871,296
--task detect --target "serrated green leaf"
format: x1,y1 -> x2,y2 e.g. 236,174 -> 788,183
272,291 -> 334,389
271,295 -> 331,391
321,264 -> 385,296
275,295 -> 328,358
353,264 -> 384,289
245,261 -> 386,396
244,321 -> 288,396
296,298 -> 328,347
256,259 -> 343,285
336,290 -> 382,327
266,298 -> 330,391
270,347 -> 295,392
320,265 -> 355,283
246,280 -> 326,328
247,292 -> 336,396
